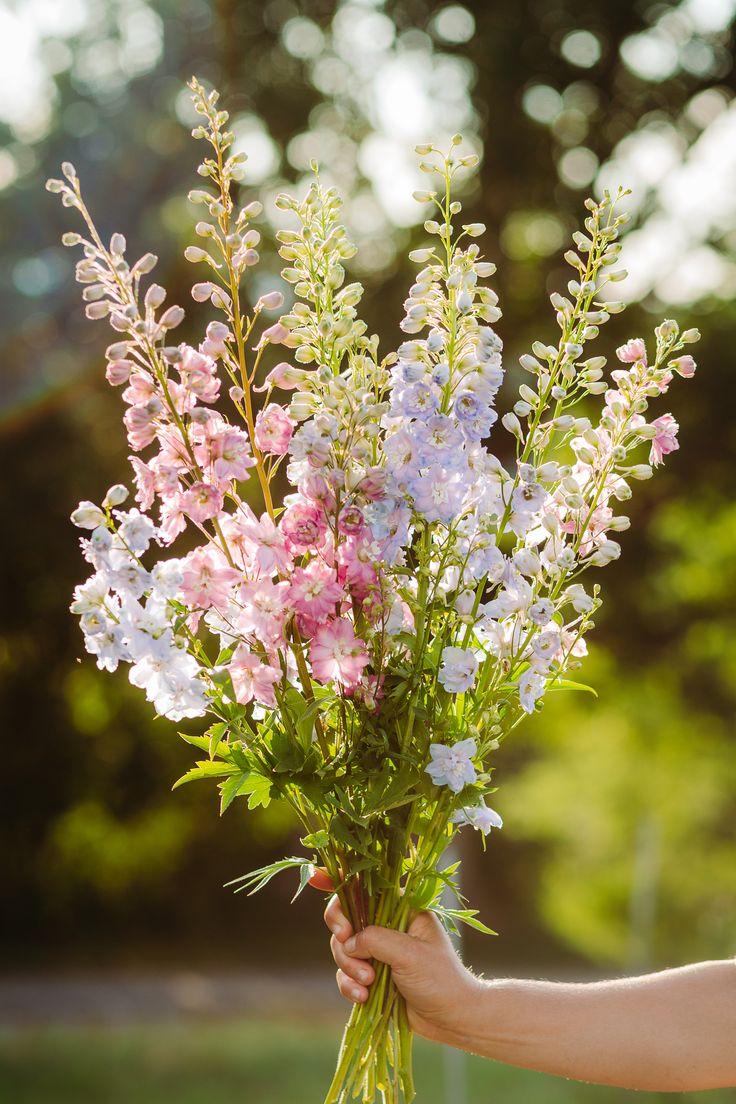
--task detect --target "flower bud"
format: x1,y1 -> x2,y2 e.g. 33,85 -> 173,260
656,319 -> 678,341
159,305 -> 185,329
71,502 -> 106,529
519,354 -> 542,374
256,290 -> 284,311
191,282 -> 214,302
681,328 -> 700,344
670,354 -> 696,377
144,284 -> 166,310
289,392 -> 319,421
258,322 -> 288,349
590,539 -> 621,565
103,484 -> 129,507
133,253 -> 158,275
106,360 -> 133,385
627,464 -> 653,480
575,444 -> 596,464
85,301 -> 110,320
502,412 -> 522,438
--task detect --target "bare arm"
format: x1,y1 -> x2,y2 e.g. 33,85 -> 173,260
324,897 -> 736,1092
446,959 -> 736,1092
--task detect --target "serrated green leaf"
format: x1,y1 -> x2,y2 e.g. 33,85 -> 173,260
271,726 -> 307,773
208,722 -> 229,759
172,761 -> 239,790
219,771 -> 252,815
300,829 -> 329,850
238,772 -> 273,810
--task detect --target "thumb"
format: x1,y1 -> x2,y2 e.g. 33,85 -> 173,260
407,909 -> 448,944
344,924 -> 415,968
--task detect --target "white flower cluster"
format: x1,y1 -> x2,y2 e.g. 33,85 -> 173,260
71,493 -> 207,721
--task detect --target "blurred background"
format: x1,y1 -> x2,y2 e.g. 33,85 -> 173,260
1,0 -> 735,1100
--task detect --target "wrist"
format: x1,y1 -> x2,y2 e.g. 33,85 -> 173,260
433,973 -> 491,1048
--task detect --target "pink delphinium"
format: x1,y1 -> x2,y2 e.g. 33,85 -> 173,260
179,481 -> 224,523
616,337 -> 647,363
178,345 -> 221,403
650,413 -> 680,466
229,644 -> 281,707
280,499 -> 327,551
255,403 -> 294,455
239,512 -> 294,576
310,618 -> 370,689
180,548 -> 240,611
288,563 -> 344,624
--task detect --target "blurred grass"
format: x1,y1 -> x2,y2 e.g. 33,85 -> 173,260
0,1017 -> 733,1104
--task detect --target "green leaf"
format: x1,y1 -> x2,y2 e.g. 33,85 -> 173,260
300,829 -> 329,850
229,741 -> 251,770
208,721 -> 229,759
172,760 -> 239,790
429,904 -> 497,937
219,771 -> 253,815
271,726 -> 307,773
282,686 -> 337,747
178,732 -> 211,753
549,678 -> 598,697
225,857 -> 311,896
408,874 -> 442,911
178,729 -> 231,759
238,772 -> 273,810
363,770 -> 414,815
291,861 -> 314,902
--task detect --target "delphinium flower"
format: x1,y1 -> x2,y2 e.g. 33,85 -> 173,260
50,78 -> 701,1104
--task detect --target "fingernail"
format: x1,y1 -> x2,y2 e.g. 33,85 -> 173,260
351,986 -> 363,1002
344,937 -> 357,954
358,969 -> 371,984
329,922 -> 345,936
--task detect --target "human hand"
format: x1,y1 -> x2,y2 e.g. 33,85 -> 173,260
322,890 -> 483,1045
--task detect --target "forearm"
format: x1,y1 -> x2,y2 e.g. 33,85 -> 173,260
442,960 -> 736,1092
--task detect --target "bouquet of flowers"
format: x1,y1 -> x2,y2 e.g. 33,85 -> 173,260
48,78 -> 699,1104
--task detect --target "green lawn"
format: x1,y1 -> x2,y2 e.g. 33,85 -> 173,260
0,1017 -> 733,1104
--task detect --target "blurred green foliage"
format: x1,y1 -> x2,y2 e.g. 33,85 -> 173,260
0,1018 -> 733,1104
1,0 -> 735,973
